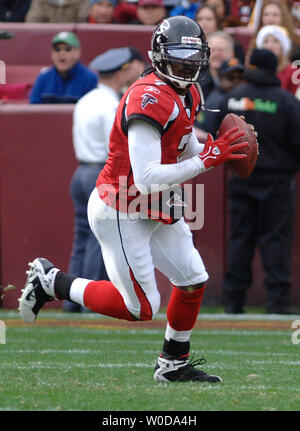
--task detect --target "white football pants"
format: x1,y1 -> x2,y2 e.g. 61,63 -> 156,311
87,188 -> 208,319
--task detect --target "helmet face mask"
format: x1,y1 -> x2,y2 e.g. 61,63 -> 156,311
149,17 -> 210,88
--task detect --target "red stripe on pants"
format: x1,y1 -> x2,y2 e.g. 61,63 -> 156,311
129,269 -> 153,321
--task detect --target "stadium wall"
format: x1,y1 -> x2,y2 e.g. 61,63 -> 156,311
0,24 -> 299,309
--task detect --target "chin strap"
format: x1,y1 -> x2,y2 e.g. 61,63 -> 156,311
195,82 -> 220,112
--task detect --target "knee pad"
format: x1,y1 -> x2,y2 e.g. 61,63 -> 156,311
181,248 -> 209,286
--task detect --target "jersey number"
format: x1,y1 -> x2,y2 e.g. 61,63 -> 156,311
177,132 -> 192,161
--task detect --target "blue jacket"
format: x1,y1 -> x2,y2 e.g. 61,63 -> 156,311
169,3 -> 200,19
30,62 -> 98,104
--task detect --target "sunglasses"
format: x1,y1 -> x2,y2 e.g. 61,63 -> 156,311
226,74 -> 244,81
53,45 -> 73,52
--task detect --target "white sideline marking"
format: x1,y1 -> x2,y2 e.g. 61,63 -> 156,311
10,328 -> 290,336
1,310 -> 300,321
1,348 -> 296,358
0,362 -> 153,369
1,360 -> 300,372
251,360 -> 300,366
205,349 -> 296,357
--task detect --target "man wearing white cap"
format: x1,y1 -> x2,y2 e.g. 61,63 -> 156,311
256,24 -> 299,95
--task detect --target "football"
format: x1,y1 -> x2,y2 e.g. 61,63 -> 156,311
218,113 -> 258,178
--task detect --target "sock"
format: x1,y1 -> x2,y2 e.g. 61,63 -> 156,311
54,272 -> 76,300
166,284 -> 206,332
83,280 -> 136,321
165,322 -> 192,342
162,284 -> 206,357
162,338 -> 190,359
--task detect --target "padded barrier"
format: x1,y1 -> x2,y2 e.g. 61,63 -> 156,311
0,105 -> 76,309
0,23 -> 152,66
0,105 -> 226,308
74,23 -> 153,66
0,105 -> 299,308
0,20 -> 299,307
5,65 -> 48,85
0,22 -> 298,67
0,23 -> 275,67
0,23 -> 76,66
0,82 -> 31,100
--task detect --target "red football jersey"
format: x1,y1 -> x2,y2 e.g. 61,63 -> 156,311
97,71 -> 201,221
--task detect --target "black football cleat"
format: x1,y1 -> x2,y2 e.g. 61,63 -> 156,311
154,354 -> 222,383
18,258 -> 59,323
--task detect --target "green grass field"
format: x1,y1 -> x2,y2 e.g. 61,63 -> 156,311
0,309 -> 300,412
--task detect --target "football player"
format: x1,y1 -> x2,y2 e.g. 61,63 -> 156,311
19,16 -> 248,383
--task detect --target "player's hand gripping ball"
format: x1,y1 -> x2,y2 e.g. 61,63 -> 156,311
218,113 -> 258,178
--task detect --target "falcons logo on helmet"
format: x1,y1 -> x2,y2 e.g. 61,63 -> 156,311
141,93 -> 158,110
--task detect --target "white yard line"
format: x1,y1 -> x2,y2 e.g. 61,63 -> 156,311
1,348 -> 296,357
1,310 -> 299,321
0,361 -> 154,369
9,328 -> 291,336
1,359 -> 300,370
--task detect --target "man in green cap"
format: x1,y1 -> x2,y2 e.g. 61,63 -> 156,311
30,31 -> 97,103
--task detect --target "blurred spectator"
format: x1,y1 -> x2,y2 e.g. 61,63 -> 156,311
256,25 -> 299,95
134,0 -> 167,25
169,0 -> 201,20
204,0 -> 241,27
195,57 -> 245,136
199,30 -> 235,99
194,29 -> 237,141
195,4 -> 222,35
0,30 -> 14,39
25,0 -> 90,22
0,0 -> 31,22
30,32 -> 97,104
125,47 -> 146,87
88,0 -> 116,23
291,0 -> 300,28
236,0 -> 255,25
0,31 -> 19,102
195,4 -> 244,62
220,48 -> 300,314
248,0 -> 300,62
259,0 -> 291,26
113,0 -> 138,23
65,47 -> 144,312
205,0 -> 228,22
